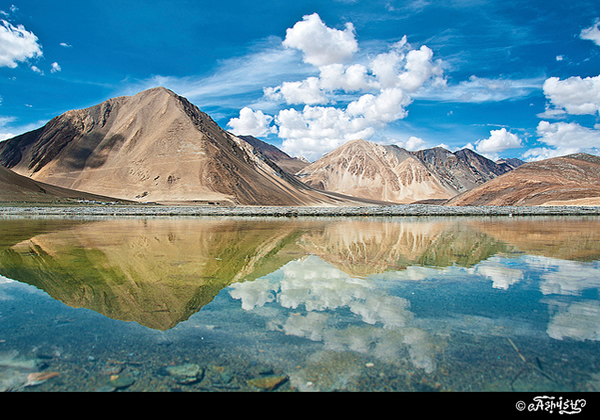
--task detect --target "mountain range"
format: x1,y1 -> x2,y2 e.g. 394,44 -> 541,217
0,87 -> 598,207
296,139 -> 514,203
0,87 -> 378,206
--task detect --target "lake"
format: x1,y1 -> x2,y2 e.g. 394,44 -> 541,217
1,215 -> 599,392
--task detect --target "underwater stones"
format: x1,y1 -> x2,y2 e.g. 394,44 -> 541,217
107,374 -> 135,390
247,374 -> 288,391
165,363 -> 204,384
209,365 -> 234,384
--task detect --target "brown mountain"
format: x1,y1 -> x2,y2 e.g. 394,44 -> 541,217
446,153 -> 600,206
296,139 -> 511,204
0,87 -> 376,206
0,164 -> 129,205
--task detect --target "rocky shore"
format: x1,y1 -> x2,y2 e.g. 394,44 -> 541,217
1,204 -> 600,218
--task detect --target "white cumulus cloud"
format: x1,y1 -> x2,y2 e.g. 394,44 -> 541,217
228,13 -> 447,161
346,87 -> 412,123
0,19 -> 42,68
523,121 -> 600,161
318,63 -> 374,92
282,13 -> 358,67
475,128 -> 522,161
543,75 -> 600,116
227,107 -> 276,137
264,76 -> 328,105
530,19 -> 600,161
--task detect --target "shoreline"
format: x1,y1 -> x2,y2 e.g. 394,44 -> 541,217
2,204 -> 600,218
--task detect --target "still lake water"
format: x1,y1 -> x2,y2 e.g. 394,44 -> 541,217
1,215 -> 599,392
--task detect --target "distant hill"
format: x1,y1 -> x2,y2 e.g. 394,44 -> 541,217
496,157 -> 525,170
446,153 -> 600,206
296,139 -> 512,204
0,87 -> 376,206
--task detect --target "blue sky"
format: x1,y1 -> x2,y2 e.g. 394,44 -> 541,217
1,0 -> 599,162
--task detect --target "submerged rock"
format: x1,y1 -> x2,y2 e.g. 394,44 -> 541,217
248,375 -> 288,391
0,351 -> 50,391
107,374 -> 135,390
165,363 -> 204,384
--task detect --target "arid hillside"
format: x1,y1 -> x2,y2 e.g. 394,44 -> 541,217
0,164 -> 128,205
446,153 -> 600,206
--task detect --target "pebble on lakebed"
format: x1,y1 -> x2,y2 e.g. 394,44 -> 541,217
247,375 -> 288,391
165,363 -> 204,385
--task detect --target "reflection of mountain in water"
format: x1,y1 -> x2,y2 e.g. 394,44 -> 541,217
468,217 -> 600,262
0,218 -> 306,330
299,219 -> 511,277
0,216 -> 599,330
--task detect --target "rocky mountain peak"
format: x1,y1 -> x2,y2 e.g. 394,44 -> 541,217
297,139 -> 512,204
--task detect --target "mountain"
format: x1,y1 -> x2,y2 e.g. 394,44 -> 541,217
412,146 -> 511,191
446,153 -> 600,206
0,87 -> 375,206
295,139 -> 512,204
496,157 -> 525,170
0,164 -> 129,204
237,135 -> 309,175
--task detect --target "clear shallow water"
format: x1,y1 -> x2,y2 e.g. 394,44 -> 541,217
0,215 -> 599,392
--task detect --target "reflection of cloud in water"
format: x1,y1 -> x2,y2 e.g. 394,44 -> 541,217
471,255 -> 600,342
547,301 -> 600,341
475,257 -> 524,290
228,255 -> 437,374
0,275 -> 14,285
526,257 -> 600,297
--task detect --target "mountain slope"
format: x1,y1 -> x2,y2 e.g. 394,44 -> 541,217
446,153 -> 600,206
296,139 -> 511,204
414,147 -> 510,192
237,135 -> 309,175
0,164 -> 129,204
0,88 -> 373,206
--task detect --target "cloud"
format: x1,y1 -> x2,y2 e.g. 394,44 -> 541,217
228,13 -> 447,160
346,87 -> 411,123
384,135 -> 427,151
0,19 -> 42,68
227,107 -> 276,137
474,128 -> 522,160
529,18 -> 600,161
274,105 -> 375,160
264,77 -> 328,105
522,121 -> 600,161
282,13 -> 358,67
318,63 -> 374,92
420,75 -> 543,103
580,18 -> 600,46
50,62 -> 61,73
542,75 -> 600,116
